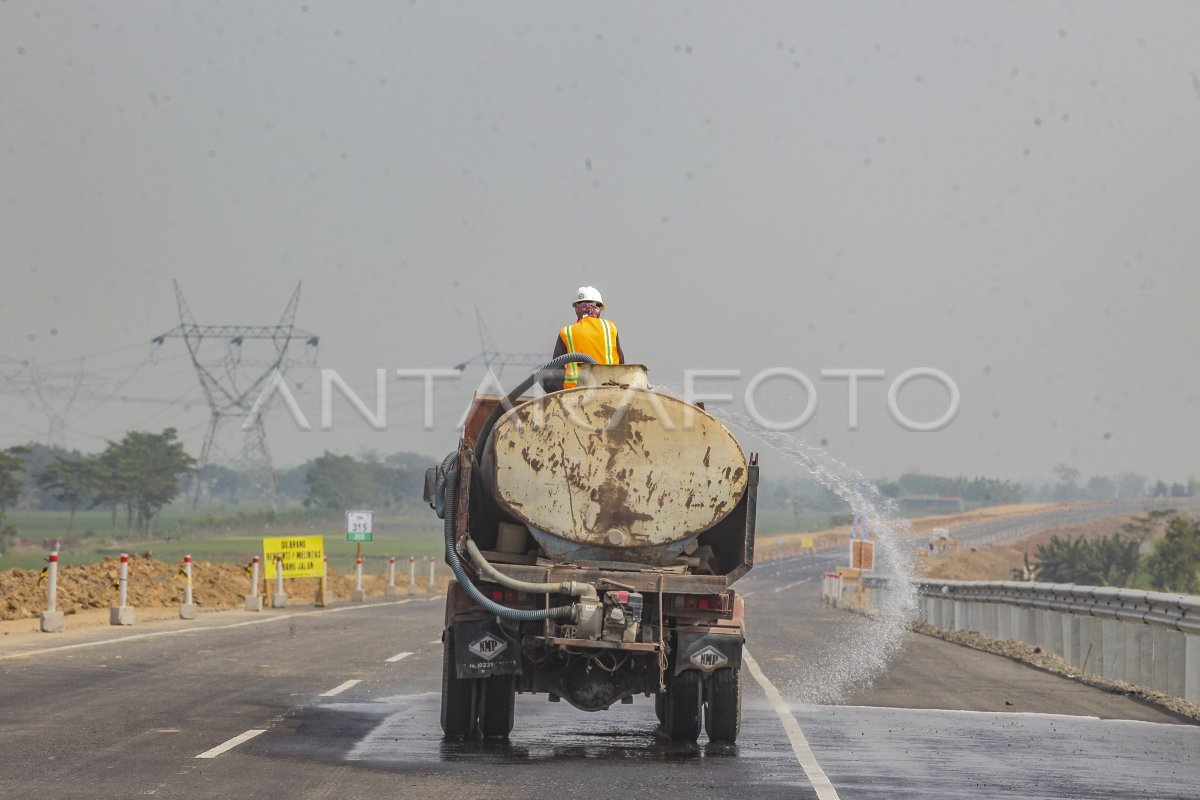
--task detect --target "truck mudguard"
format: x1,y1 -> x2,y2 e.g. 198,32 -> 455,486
453,618 -> 522,679
674,629 -> 744,676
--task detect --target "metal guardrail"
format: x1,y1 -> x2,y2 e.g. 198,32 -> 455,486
916,580 -> 1200,636
908,578 -> 1200,703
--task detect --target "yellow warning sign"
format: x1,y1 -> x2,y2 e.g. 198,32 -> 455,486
801,536 -> 814,549
262,536 -> 325,578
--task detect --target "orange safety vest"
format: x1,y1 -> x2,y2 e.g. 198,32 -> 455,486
559,317 -> 620,388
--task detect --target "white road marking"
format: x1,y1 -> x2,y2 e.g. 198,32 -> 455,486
0,599 -> 418,661
835,703 -> 1103,721
320,679 -> 362,697
743,648 -> 841,800
385,651 -> 413,663
772,578 -> 813,593
195,729 -> 266,759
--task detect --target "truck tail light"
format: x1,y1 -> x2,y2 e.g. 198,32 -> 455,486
676,594 -> 726,611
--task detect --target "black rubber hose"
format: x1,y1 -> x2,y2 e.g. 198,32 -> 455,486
473,352 -> 598,464
444,467 -> 574,621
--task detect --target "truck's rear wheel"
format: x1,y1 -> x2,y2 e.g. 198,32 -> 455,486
704,666 -> 742,743
440,629 -> 477,737
480,674 -> 516,738
665,670 -> 703,742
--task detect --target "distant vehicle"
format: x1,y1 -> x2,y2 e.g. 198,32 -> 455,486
427,363 -> 757,742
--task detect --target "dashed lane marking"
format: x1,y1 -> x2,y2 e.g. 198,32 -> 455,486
320,679 -> 362,697
385,651 -> 413,663
743,648 -> 841,800
772,578 -> 813,593
195,729 -> 266,759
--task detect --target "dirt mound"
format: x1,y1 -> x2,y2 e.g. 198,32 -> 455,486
0,554 -> 446,620
758,503 -> 1059,564
922,512 -> 1163,581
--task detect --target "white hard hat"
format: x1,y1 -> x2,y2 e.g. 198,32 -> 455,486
573,285 -> 604,307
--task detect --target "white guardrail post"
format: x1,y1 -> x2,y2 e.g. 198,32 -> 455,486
245,555 -> 263,611
352,556 -> 366,602
408,555 -> 417,592
109,552 -> 135,626
40,550 -> 65,633
427,556 -> 436,593
386,557 -> 398,597
179,554 -> 198,620
913,579 -> 1200,704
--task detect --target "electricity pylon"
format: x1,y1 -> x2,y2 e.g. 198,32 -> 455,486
452,307 -> 547,374
0,357 -> 102,448
153,280 -> 319,509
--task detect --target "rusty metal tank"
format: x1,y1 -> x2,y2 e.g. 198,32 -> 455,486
479,365 -> 748,565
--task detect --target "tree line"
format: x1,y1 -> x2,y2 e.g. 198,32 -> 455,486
183,450 -> 430,511
1016,510 -> 1200,594
875,473 -> 1025,505
0,429 -> 195,553
0,439 -> 435,553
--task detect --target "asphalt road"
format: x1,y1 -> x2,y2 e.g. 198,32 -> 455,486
2,507 -> 1198,799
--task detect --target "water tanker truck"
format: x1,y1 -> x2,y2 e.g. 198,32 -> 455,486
426,360 -> 757,742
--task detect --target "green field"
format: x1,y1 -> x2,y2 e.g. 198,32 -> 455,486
1,508 -> 446,572
754,510 -> 840,537
2,506 -> 839,572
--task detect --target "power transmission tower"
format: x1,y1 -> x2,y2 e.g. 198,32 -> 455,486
30,358 -> 88,448
153,280 -> 319,509
0,357 -> 102,448
452,307 -> 547,375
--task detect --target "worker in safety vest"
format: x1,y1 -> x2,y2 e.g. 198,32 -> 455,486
541,285 -> 625,393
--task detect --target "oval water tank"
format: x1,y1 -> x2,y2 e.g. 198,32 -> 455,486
482,386 -> 748,553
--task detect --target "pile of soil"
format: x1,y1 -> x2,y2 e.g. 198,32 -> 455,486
759,503 -> 1058,564
0,553 -> 448,621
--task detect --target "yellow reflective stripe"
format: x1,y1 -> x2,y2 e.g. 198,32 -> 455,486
564,325 -> 579,384
601,319 -> 614,364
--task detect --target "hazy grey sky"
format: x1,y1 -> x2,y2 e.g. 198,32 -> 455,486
3,2 -> 1198,484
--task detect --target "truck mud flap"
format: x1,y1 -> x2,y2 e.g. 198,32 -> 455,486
453,619 -> 522,679
674,630 -> 743,676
